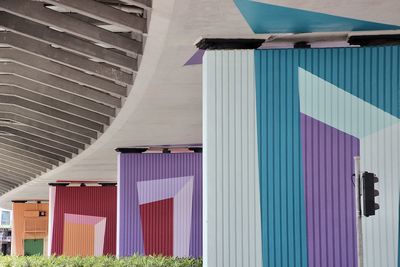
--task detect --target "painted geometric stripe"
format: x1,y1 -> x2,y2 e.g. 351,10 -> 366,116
137,176 -> 194,257
255,49 -> 308,267
301,113 -> 359,267
234,0 -> 400,33
299,67 -> 399,138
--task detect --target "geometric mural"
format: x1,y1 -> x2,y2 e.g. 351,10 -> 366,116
49,185 -> 117,256
138,176 -> 194,256
297,64 -> 400,267
62,214 -> 106,256
117,153 -> 202,258
234,0 -> 400,33
184,49 -> 205,66
204,46 -> 400,267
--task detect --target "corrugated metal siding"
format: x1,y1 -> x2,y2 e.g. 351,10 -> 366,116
361,124 -> 400,267
255,49 -> 308,267
203,50 -> 263,267
295,46 -> 400,267
203,46 -> 400,267
11,203 -> 49,256
49,186 -> 117,256
301,114 -> 359,267
117,153 -> 202,258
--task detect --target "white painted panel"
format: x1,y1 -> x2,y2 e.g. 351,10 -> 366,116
299,68 -> 399,138
203,50 -> 262,267
48,186 -> 56,256
361,122 -> 400,267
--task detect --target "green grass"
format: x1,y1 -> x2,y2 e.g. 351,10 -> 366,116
0,255 -> 202,267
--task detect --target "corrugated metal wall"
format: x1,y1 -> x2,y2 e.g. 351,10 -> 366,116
11,202 -> 49,256
203,46 -> 400,267
255,49 -> 308,267
49,185 -> 117,256
203,50 -> 263,267
296,47 -> 400,267
117,152 -> 202,258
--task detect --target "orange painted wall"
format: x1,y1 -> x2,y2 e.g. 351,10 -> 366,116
63,222 -> 94,256
12,203 -> 49,256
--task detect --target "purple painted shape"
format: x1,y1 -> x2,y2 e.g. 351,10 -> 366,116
184,49 -> 205,66
118,153 -> 202,257
301,113 -> 359,267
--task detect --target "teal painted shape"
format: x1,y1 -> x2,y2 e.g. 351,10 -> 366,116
255,49 -> 308,267
298,46 -> 400,118
235,0 -> 400,33
298,68 -> 399,138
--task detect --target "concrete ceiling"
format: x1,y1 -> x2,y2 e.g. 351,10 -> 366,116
0,0 -> 251,208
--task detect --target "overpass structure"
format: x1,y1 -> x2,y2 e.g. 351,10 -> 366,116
1,0 -> 400,266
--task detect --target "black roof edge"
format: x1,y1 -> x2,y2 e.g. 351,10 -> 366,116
196,38 -> 265,50
48,182 -> 70,187
115,147 -> 149,153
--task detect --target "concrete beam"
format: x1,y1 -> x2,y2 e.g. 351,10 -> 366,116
0,177 -> 20,189
0,164 -> 34,181
0,32 -> 135,84
119,0 -> 152,9
0,62 -> 121,107
0,105 -> 97,139
0,142 -> 60,166
0,161 -> 35,178
0,112 -> 91,144
42,0 -> 147,33
0,74 -> 116,116
0,95 -> 105,131
0,157 -> 42,176
0,85 -> 111,123
0,48 -> 127,97
0,154 -> 46,173
0,137 -> 66,162
2,135 -> 72,158
0,0 -> 143,53
0,146 -> 54,169
0,125 -> 82,153
0,169 -> 30,182
0,12 -> 136,70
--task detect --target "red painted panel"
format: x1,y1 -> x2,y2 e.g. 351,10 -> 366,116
51,186 -> 117,255
140,198 -> 173,256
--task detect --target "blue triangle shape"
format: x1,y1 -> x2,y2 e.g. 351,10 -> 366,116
235,0 -> 400,33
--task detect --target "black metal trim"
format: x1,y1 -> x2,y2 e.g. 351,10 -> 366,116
98,182 -> 117,186
189,147 -> 202,153
196,38 -> 265,50
115,147 -> 148,153
48,182 -> 70,187
348,35 -> 400,46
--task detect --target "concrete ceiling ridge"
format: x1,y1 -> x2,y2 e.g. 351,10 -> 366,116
0,31 -> 135,84
0,47 -> 128,97
0,0 -> 150,195
0,103 -> 98,140
0,86 -> 111,123
0,74 -> 116,116
0,12 -> 136,70
0,62 -> 122,108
